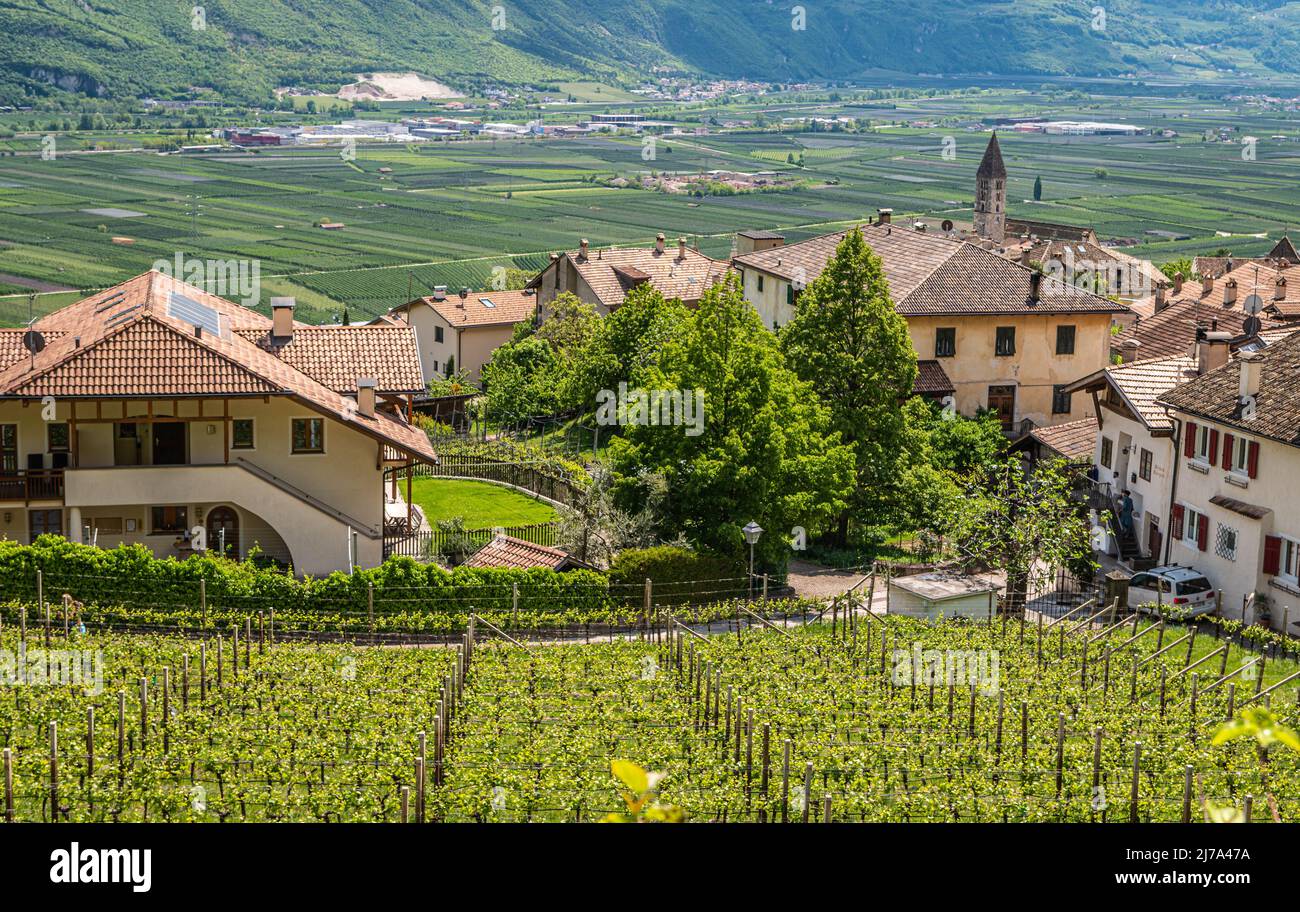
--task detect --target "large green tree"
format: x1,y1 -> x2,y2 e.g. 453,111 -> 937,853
778,228 -> 923,542
611,274 -> 854,568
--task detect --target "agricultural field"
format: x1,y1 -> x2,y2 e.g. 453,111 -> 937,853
3,88 -> 1300,324
3,606 -> 1298,823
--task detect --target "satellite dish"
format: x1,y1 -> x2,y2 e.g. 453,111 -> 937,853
21,330 -> 45,354
941,219 -> 955,232
1243,316 -> 1262,338
1243,294 -> 1263,316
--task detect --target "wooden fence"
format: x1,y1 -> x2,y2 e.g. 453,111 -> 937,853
415,453 -> 585,507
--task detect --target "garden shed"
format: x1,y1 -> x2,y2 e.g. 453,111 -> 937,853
888,572 -> 999,621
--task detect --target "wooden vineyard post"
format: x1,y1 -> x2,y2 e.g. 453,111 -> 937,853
245,617 -> 251,669
200,578 -> 206,628
781,740 -> 791,823
995,692 -> 1005,765
801,762 -> 813,824
400,786 -> 410,824
1182,766 -> 1193,823
139,678 -> 148,752
368,583 -> 375,633
1244,795 -> 1253,823
1020,701 -> 1029,762
823,794 -> 832,824
1054,713 -> 1065,799
258,612 -> 265,654
745,709 -> 754,809
86,706 -> 95,778
1129,742 -> 1141,823
48,721 -> 57,823
162,667 -> 170,754
3,747 -> 12,823
415,757 -> 425,824
200,643 -> 208,701
761,723 -> 771,821
182,654 -> 189,711
37,569 -> 44,646
216,635 -> 223,689
116,691 -> 125,786
1091,728 -> 1103,822
643,578 -> 652,641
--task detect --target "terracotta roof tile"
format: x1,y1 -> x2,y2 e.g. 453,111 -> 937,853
915,359 -> 955,395
735,224 -> 1124,316
540,246 -> 730,311
236,326 -> 424,393
1029,417 -> 1097,460
407,289 -> 539,329
462,535 -> 586,571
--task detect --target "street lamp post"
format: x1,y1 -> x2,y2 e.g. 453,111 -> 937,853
743,521 -> 764,603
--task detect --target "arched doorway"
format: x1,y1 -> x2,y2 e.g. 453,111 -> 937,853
206,506 -> 239,559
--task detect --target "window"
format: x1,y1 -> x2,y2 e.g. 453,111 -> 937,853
1190,423 -> 1216,463
1139,448 -> 1153,482
757,275 -> 765,293
935,328 -> 956,358
786,285 -> 796,307
1283,538 -> 1300,582
1183,505 -> 1207,549
117,423 -> 137,439
1221,433 -> 1258,478
151,506 -> 188,534
1100,436 -> 1114,469
434,326 -> 445,344
995,326 -> 1016,356
1215,523 -> 1239,561
47,422 -> 69,452
0,424 -> 14,473
1056,325 -> 1077,355
1052,385 -> 1071,415
232,419 -> 255,450
291,418 -> 325,454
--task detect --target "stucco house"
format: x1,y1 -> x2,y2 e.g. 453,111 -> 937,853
1156,328 -> 1300,628
732,218 -> 1127,432
388,286 -> 539,385
0,271 -> 436,577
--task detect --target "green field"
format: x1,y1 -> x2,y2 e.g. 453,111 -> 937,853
5,87 -> 1300,324
411,478 -> 558,528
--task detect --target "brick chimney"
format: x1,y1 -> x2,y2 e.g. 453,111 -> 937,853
876,208 -> 892,225
1276,276 -> 1287,301
356,378 -> 377,418
1239,351 -> 1265,401
271,297 -> 295,341
1202,274 -> 1214,295
1154,283 -> 1168,312
655,233 -> 666,255
1029,270 -> 1042,302
1120,339 -> 1142,363
1223,279 -> 1237,306
1173,272 -> 1184,295
578,238 -> 589,262
677,237 -> 687,261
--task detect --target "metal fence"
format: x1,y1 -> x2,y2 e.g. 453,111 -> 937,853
384,521 -> 559,562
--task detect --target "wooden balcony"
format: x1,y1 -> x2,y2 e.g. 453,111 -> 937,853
0,470 -> 65,505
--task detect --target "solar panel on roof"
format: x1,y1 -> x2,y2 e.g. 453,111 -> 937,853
168,291 -> 221,336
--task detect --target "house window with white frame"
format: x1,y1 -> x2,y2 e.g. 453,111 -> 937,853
1228,435 -> 1250,475
1194,424 -> 1213,462
1184,505 -> 1206,545
1281,536 -> 1300,583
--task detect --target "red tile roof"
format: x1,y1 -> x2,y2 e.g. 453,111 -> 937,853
402,289 -> 539,329
1029,417 -> 1097,461
915,359 -> 955,396
0,271 -> 435,462
535,245 -> 730,311
462,535 -> 589,571
734,224 -> 1125,316
236,326 -> 424,393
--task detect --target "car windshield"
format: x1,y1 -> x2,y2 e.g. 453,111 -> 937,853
1131,574 -> 1170,593
1176,578 -> 1213,595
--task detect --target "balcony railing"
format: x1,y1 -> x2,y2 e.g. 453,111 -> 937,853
0,470 -> 65,504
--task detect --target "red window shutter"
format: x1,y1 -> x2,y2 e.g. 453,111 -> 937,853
1197,514 -> 1209,552
1264,535 -> 1283,576
1184,422 -> 1197,458
1208,429 -> 1219,462
1248,441 -> 1260,479
1222,433 -> 1235,471
1172,504 -> 1184,540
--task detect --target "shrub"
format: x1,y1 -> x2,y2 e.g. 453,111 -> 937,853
608,546 -> 746,606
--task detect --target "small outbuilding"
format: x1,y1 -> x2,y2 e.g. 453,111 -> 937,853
887,572 -> 999,621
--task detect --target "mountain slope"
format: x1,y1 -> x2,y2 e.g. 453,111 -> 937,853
2,0 -> 1300,102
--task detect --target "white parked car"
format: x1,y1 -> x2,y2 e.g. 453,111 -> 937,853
1128,566 -> 1216,617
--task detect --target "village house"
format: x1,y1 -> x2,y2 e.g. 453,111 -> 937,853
387,286 -> 539,384
1157,328 -> 1300,628
0,271 -> 436,577
731,215 -> 1126,432
528,234 -> 730,316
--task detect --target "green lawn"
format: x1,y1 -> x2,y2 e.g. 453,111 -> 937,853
410,478 -> 557,529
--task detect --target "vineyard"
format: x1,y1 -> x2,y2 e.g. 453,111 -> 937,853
3,600 -> 1299,823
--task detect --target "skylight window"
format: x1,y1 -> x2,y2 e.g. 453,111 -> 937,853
479,298 -> 496,308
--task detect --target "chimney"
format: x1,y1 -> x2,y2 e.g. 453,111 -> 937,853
677,237 -> 687,260
1155,284 -> 1167,312
1223,279 -> 1237,306
579,238 -> 589,261
876,207 -> 892,225
1202,275 -> 1214,295
1029,270 -> 1042,302
356,378 -> 377,419
655,233 -> 666,255
1120,339 -> 1142,364
1173,272 -> 1184,295
1197,329 -> 1232,375
1276,276 -> 1287,301
432,285 -> 448,302
1239,351 -> 1264,401
459,287 -> 469,308
271,297 -> 295,341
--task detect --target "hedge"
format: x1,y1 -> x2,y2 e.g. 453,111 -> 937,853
0,536 -> 611,618
607,546 -> 747,606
